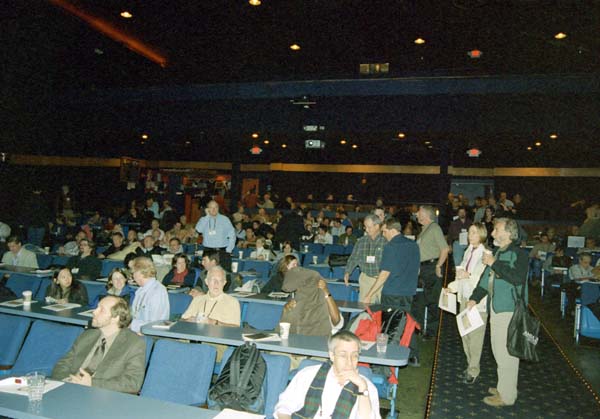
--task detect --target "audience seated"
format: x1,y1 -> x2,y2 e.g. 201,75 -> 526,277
314,225 -> 333,245
162,253 -> 196,287
98,232 -> 126,259
250,237 -> 272,261
274,330 -> 380,419
135,235 -> 163,257
1,235 -> 39,268
66,238 -> 102,280
338,225 -> 357,246
45,267 -> 89,306
52,296 -> 146,393
181,266 -> 240,327
90,268 -> 136,308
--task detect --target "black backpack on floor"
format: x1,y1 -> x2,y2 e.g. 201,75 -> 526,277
209,342 -> 267,413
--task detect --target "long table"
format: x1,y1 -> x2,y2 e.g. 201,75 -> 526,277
0,381 -> 218,419
142,320 -> 409,417
0,300 -> 91,326
0,265 -> 54,278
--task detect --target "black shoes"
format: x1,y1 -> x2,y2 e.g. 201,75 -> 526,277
408,356 -> 420,367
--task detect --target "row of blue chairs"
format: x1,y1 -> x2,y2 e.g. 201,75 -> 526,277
0,316 -> 293,418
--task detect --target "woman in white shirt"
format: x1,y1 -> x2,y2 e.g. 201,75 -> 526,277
445,222 -> 488,384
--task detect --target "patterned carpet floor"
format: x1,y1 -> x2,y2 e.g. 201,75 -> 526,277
426,309 -> 600,419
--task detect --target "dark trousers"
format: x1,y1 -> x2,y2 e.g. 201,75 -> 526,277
414,262 -> 442,335
381,294 -> 419,358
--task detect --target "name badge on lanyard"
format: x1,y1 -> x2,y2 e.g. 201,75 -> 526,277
366,255 -> 376,264
208,230 -> 217,236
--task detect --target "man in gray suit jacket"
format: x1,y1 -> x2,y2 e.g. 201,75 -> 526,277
52,295 -> 145,393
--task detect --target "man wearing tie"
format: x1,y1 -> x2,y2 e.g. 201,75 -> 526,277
195,200 -> 236,271
52,296 -> 146,393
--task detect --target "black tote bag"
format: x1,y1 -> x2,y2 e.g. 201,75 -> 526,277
507,285 -> 540,362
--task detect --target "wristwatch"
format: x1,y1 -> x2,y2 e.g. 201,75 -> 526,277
357,389 -> 369,397
324,293 -> 332,299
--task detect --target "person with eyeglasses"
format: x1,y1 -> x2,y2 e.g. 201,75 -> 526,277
274,330 -> 380,419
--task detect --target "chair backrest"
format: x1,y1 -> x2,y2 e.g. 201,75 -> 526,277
34,278 -> 52,300
0,314 -> 31,368
580,283 -> 600,306
168,292 -> 192,317
101,260 -> 125,277
242,260 -> 271,280
216,346 -> 291,419
327,281 -> 358,302
6,274 -> 42,297
83,282 -> 107,307
140,339 -> 216,405
36,253 -> 53,269
11,320 -> 83,376
243,302 -> 284,331
323,244 -> 345,257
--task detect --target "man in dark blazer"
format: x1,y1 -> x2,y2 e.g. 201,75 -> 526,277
52,295 -> 146,393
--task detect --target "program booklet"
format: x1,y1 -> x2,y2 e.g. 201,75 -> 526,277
242,332 -> 281,342
151,320 -> 176,329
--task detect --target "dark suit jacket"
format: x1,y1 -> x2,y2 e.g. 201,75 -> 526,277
52,328 -> 145,393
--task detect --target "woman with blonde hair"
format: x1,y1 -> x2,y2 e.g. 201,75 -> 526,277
445,222 -> 489,384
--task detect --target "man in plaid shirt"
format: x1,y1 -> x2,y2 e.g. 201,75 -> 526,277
343,214 -> 386,303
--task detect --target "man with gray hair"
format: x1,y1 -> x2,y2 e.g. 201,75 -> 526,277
274,330 -> 380,419
415,205 -> 449,338
130,256 -> 170,333
343,214 -> 386,303
468,217 -> 528,407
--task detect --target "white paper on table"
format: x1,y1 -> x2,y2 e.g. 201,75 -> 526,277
214,408 -> 265,418
360,341 -> 376,350
230,291 -> 258,298
42,303 -> 81,312
0,377 -> 64,396
456,307 -> 485,337
438,290 -> 457,314
458,231 -> 468,246
267,292 -> 289,299
78,309 -> 95,317
0,299 -> 37,307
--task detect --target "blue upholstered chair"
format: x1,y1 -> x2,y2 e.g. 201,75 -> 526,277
0,315 -> 31,370
100,259 -> 124,277
575,282 -> 600,344
6,274 -> 42,298
34,278 -> 52,300
243,302 -> 284,331
212,347 -> 291,419
168,292 -> 192,318
36,253 -> 53,269
242,260 -> 272,280
140,340 -> 216,405
83,282 -> 107,307
327,281 -> 358,302
10,320 -> 84,376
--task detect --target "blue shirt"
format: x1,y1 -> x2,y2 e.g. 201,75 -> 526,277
380,234 -> 420,296
130,278 -> 170,333
195,214 -> 236,253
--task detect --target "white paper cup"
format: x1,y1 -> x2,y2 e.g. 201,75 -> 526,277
279,322 -> 291,339
43,247 -> 50,255
376,333 -> 388,354
304,245 -> 309,252
22,290 -> 32,306
238,251 -> 244,259
231,261 -> 239,273
312,255 -> 318,264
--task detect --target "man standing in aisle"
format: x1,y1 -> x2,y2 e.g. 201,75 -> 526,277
195,200 -> 236,271
363,218 -> 421,365
343,214 -> 386,303
467,217 -> 528,407
415,205 -> 449,338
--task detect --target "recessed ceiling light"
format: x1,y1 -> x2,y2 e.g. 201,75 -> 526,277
290,44 -> 301,51
535,141 -> 542,146
251,133 -> 259,139
340,139 -> 347,145
141,134 -> 148,139
549,134 -> 558,139
352,144 -> 358,149
248,0 -> 261,6
527,146 -> 533,151
414,38 -> 426,45
397,132 -> 405,138
263,140 -> 269,144
427,145 -> 433,149
120,11 -> 133,19
424,141 -> 431,145
554,32 -> 567,40
281,144 -> 287,148
185,141 -> 191,145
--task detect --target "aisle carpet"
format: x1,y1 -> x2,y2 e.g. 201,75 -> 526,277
426,309 -> 600,419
